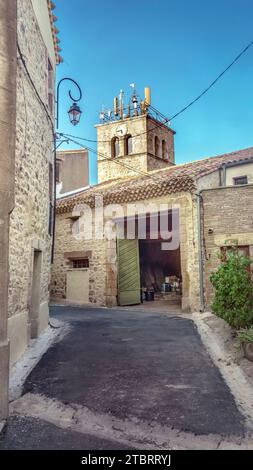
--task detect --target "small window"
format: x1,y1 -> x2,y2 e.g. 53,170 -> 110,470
125,135 -> 133,155
72,258 -> 89,269
111,137 -> 120,158
154,136 -> 159,157
220,245 -> 250,262
162,139 -> 167,159
233,176 -> 248,185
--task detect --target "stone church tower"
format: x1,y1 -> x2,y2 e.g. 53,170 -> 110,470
96,88 -> 175,184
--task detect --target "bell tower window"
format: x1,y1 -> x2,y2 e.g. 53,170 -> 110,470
125,135 -> 133,155
111,137 -> 120,158
154,136 -> 160,157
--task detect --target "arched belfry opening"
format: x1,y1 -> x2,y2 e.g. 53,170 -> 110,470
111,137 -> 120,158
125,135 -> 133,155
154,136 -> 160,157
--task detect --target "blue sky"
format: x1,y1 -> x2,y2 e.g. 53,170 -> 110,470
56,0 -> 253,184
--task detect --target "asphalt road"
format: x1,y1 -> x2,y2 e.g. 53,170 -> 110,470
0,306 -> 247,449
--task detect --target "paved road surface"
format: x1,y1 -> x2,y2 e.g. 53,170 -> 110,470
0,306 -> 248,450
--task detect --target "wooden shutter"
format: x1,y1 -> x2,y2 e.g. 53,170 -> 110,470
117,239 -> 141,306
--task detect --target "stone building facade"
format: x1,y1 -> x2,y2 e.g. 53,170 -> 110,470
97,111 -> 175,183
52,186 -> 200,312
0,0 -> 61,420
7,0 -> 61,366
201,185 -> 253,308
0,0 -> 17,421
51,141 -> 253,314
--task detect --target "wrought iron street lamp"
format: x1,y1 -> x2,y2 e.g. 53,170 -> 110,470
52,78 -> 82,264
68,101 -> 82,126
56,77 -> 82,129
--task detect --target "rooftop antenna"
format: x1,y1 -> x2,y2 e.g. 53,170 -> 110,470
119,89 -> 124,119
130,83 -> 136,94
114,96 -> 119,117
100,104 -> 105,121
130,83 -> 139,116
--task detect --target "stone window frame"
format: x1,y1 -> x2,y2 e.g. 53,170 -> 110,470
154,136 -> 160,157
220,245 -> 250,263
72,258 -> 90,269
111,137 -> 120,158
124,135 -> 133,156
162,139 -> 167,160
64,251 -> 92,270
233,175 -> 248,186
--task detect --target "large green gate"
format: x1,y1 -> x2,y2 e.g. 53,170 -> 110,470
117,239 -> 141,306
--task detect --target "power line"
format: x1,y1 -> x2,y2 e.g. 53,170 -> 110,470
59,133 -> 171,184
61,134 -> 165,182
170,39 -> 253,121
62,38 -> 253,144
17,42 -> 54,132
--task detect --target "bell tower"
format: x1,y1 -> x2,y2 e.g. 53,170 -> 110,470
96,87 -> 175,184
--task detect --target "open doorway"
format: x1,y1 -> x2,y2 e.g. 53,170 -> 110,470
117,209 -> 182,308
139,239 -> 182,307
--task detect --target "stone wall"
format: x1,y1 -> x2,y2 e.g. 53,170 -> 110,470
202,185 -> 253,307
51,213 -> 107,305
0,0 -> 17,420
97,114 -> 175,183
147,117 -> 175,166
7,0 -> 55,365
51,192 -> 201,312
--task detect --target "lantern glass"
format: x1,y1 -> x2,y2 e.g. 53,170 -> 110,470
68,102 -> 82,126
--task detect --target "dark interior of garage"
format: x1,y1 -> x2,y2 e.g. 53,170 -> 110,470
139,240 -> 181,293
118,210 -> 182,305
138,210 -> 182,303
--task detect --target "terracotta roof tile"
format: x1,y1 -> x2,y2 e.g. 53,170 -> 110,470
47,1 -> 62,64
57,146 -> 253,213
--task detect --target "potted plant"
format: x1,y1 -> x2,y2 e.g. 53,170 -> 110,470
237,327 -> 253,362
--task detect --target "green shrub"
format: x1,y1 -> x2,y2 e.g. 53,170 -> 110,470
210,249 -> 253,329
237,327 -> 253,344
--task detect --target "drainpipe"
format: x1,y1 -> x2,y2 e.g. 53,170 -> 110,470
0,0 -> 17,420
221,163 -> 226,186
51,135 -> 57,264
196,191 -> 205,312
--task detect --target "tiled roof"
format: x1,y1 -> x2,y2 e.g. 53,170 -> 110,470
47,1 -> 63,64
154,146 -> 253,180
56,146 -> 253,213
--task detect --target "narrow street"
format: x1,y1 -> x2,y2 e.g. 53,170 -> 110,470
0,306 -> 252,450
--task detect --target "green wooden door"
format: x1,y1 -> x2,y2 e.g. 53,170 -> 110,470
117,239 -> 141,306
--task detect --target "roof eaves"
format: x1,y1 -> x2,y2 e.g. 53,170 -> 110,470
47,1 -> 63,65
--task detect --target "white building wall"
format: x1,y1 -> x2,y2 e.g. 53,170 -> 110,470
31,0 -> 56,67
226,163 -> 253,185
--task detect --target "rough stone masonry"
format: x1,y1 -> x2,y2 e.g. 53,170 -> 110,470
0,0 -> 17,421
7,0 -> 56,367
